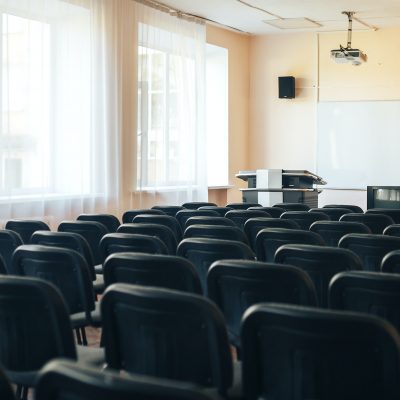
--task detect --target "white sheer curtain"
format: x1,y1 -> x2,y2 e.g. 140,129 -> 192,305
134,1 -> 208,207
0,0 -> 125,228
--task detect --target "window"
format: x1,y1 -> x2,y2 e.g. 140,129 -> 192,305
136,21 -> 206,192
0,6 -> 91,198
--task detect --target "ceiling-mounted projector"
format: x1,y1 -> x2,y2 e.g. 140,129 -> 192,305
330,11 -> 367,66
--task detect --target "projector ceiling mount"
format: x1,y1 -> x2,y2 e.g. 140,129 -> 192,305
330,11 -> 367,66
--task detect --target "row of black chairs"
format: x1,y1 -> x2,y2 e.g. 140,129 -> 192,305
3,269 -> 400,400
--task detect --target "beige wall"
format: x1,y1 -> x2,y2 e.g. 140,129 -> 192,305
206,24 -> 250,204
248,28 -> 400,208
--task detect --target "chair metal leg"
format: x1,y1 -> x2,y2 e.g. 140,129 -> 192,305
75,327 -> 82,345
81,327 -> 88,346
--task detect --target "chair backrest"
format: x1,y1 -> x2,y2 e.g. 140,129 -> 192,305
275,244 -> 363,307
323,204 -> 364,213
117,223 -> 177,255
273,202 -> 310,211
242,303 -> 400,400
183,224 -> 248,244
36,360 -> 216,400
181,202 -> 217,210
151,205 -> 184,217
0,230 -> 23,273
175,210 -> 220,229
207,260 -> 317,347
382,250 -> 400,273
340,213 -> 394,234
177,238 -> 255,293
330,271 -> 400,332
255,228 -> 325,262
77,214 -> 120,233
0,276 -> 76,380
5,219 -> 50,244
58,221 -> 108,265
225,202 -> 261,210
133,214 -> 182,241
99,233 -> 168,261
339,233 -> 400,271
101,284 -> 233,394
244,217 -> 300,250
280,211 -> 330,230
12,245 -> 95,317
310,220 -> 371,246
103,252 -> 202,294
366,208 -> 400,224
185,216 -> 235,228
384,224 -> 400,238
0,366 -> 14,400
198,206 -> 232,217
309,207 -> 353,221
225,210 -> 271,230
30,230 -> 96,280
247,206 -> 285,218
122,209 -> 165,224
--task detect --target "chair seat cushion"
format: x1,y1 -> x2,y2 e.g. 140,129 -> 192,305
71,302 -> 101,328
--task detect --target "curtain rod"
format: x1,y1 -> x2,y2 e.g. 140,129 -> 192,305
134,0 -> 250,34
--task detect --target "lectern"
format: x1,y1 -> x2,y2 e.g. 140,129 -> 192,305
236,169 -> 326,208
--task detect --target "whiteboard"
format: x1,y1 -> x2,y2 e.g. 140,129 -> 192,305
317,101 -> 400,189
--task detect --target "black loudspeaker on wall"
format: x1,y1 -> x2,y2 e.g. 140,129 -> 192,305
278,76 -> 295,99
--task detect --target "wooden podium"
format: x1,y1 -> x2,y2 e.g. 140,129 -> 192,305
236,169 -> 326,208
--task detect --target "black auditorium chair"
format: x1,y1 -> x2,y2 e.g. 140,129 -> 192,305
241,303 -> 400,400
103,252 -> 202,294
244,218 -> 300,250
36,360 -> 217,400
0,366 -> 14,400
30,231 -> 104,294
330,271 -> 400,332
225,202 -> 261,210
117,223 -> 177,254
207,260 -> 317,349
133,214 -> 183,241
5,220 -> 50,244
101,284 -> 234,397
185,215 -> 235,228
255,228 -> 325,262
0,276 -> 104,399
225,209 -> 271,230
99,233 -> 168,261
309,207 -> 352,221
248,206 -> 285,218
381,250 -> 400,273
366,208 -> 400,224
384,224 -> 400,237
12,245 -> 101,346
151,205 -> 184,217
175,209 -> 220,230
77,214 -> 120,233
275,244 -> 363,307
280,211 -> 330,230
177,237 -> 255,293
340,213 -> 394,234
0,230 -> 23,273
198,206 -> 232,217
273,202 -> 310,211
183,224 -> 248,244
122,209 -> 165,224
181,202 -> 217,210
339,233 -> 400,271
323,204 -> 363,213
310,220 -> 371,246
58,221 -> 108,269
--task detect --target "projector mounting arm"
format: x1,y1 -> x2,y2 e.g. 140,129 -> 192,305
342,11 -> 355,50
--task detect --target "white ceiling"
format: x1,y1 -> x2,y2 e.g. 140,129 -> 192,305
162,0 -> 400,34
